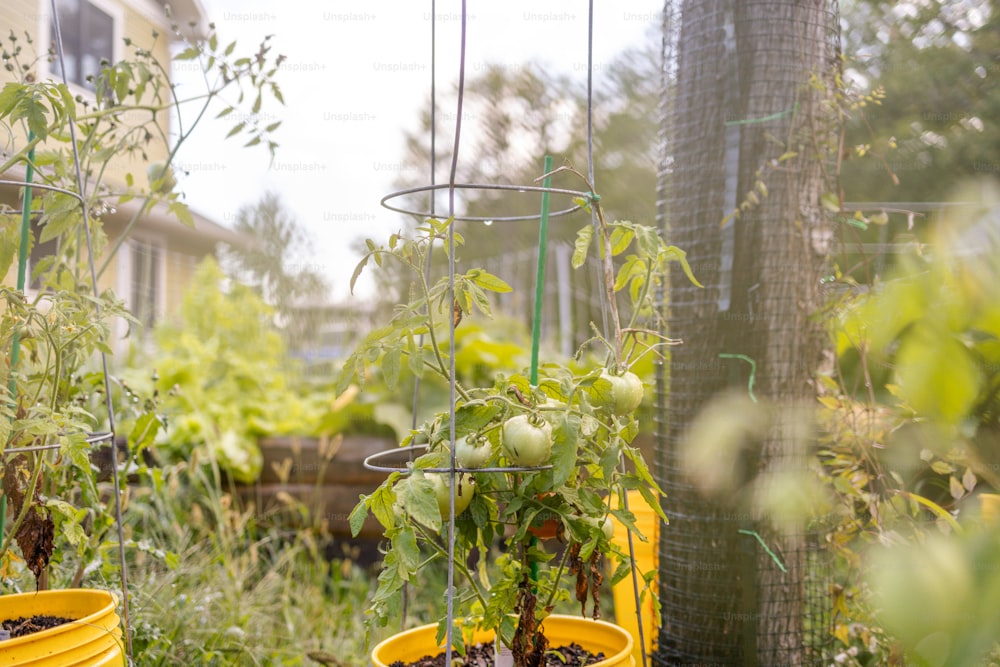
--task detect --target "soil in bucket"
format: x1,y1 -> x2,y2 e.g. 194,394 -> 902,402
2,614 -> 73,637
388,642 -> 605,667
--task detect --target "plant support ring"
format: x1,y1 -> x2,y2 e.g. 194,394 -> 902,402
363,443 -> 553,474
2,431 -> 112,456
380,182 -> 589,222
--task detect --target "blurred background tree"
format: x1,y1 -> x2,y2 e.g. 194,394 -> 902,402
219,191 -> 330,354
840,0 -> 999,203
836,0 -> 1000,280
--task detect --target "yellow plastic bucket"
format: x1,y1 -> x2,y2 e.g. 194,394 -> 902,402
610,490 -> 660,665
371,614 -> 634,666
0,589 -> 124,666
980,493 -> 1000,524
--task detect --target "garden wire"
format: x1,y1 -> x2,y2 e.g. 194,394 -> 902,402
401,0 -> 438,630
49,1 -> 133,658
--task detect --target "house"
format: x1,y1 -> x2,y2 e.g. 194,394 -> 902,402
0,0 -> 243,342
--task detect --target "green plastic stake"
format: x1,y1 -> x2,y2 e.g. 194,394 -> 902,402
530,155 -> 554,386
528,155 -> 554,587
2,136 -> 36,540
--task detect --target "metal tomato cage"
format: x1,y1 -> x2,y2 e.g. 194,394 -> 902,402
363,1 -> 656,666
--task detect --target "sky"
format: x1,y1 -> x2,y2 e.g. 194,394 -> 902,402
172,0 -> 664,300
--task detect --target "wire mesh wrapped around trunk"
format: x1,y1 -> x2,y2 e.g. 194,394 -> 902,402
654,1 -> 841,664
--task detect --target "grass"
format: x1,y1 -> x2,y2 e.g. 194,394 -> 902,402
119,460 -> 382,666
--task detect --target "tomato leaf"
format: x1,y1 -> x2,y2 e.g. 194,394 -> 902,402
405,473 -> 442,532
662,245 -> 703,288
550,414 -> 578,487
609,226 -> 634,256
406,332 -> 425,378
469,270 -> 512,293
370,482 -> 398,530
442,402 -> 501,440
394,526 -> 421,571
381,345 -> 402,388
349,495 -> 370,537
572,225 -> 593,268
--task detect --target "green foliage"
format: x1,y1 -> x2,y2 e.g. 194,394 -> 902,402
122,457 -> 375,665
217,191 -> 330,351
821,182 -> 1000,665
147,257 -> 379,482
0,18 -> 284,590
840,0 -> 1000,206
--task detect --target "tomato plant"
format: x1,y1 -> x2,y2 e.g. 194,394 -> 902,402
0,23 -> 283,592
344,166 -> 700,666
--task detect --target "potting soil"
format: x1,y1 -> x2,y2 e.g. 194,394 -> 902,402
2,614 -> 72,638
388,641 -> 605,667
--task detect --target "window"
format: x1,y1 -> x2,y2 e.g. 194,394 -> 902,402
128,238 -> 162,332
50,0 -> 116,91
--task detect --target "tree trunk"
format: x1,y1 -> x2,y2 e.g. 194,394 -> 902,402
732,1 -> 836,663
658,0 -> 837,664
658,0 -> 745,662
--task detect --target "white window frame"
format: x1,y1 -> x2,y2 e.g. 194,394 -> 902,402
37,0 -> 125,101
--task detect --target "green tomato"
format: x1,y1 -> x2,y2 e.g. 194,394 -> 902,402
455,436 -> 492,468
147,161 -> 177,194
582,514 -> 615,541
601,370 -> 645,415
427,472 -> 475,518
601,515 -> 615,541
501,414 -> 553,466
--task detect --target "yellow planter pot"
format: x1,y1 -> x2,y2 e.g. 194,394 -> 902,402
610,490 -> 660,665
980,493 -> 1000,524
0,589 -> 124,667
370,614 -> 634,667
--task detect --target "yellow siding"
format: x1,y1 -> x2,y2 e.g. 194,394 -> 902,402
0,0 -> 173,189
0,1 -> 36,40
0,0 -> 37,87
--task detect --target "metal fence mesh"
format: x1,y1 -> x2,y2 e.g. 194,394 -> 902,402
654,0 -> 840,664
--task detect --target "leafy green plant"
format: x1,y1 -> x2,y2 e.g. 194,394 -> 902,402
819,182 -> 1000,666
343,166 -> 699,665
0,15 -> 282,593
144,256 -> 399,483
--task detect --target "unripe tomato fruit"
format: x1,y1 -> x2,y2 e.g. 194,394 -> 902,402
582,514 -> 615,541
602,370 -> 644,415
601,515 -> 615,540
454,436 -> 492,468
427,472 -> 475,519
147,161 -> 176,193
501,415 -> 553,466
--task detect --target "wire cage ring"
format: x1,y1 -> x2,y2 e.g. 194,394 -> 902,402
3,431 -> 113,456
363,443 -> 553,474
380,182 -> 591,222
